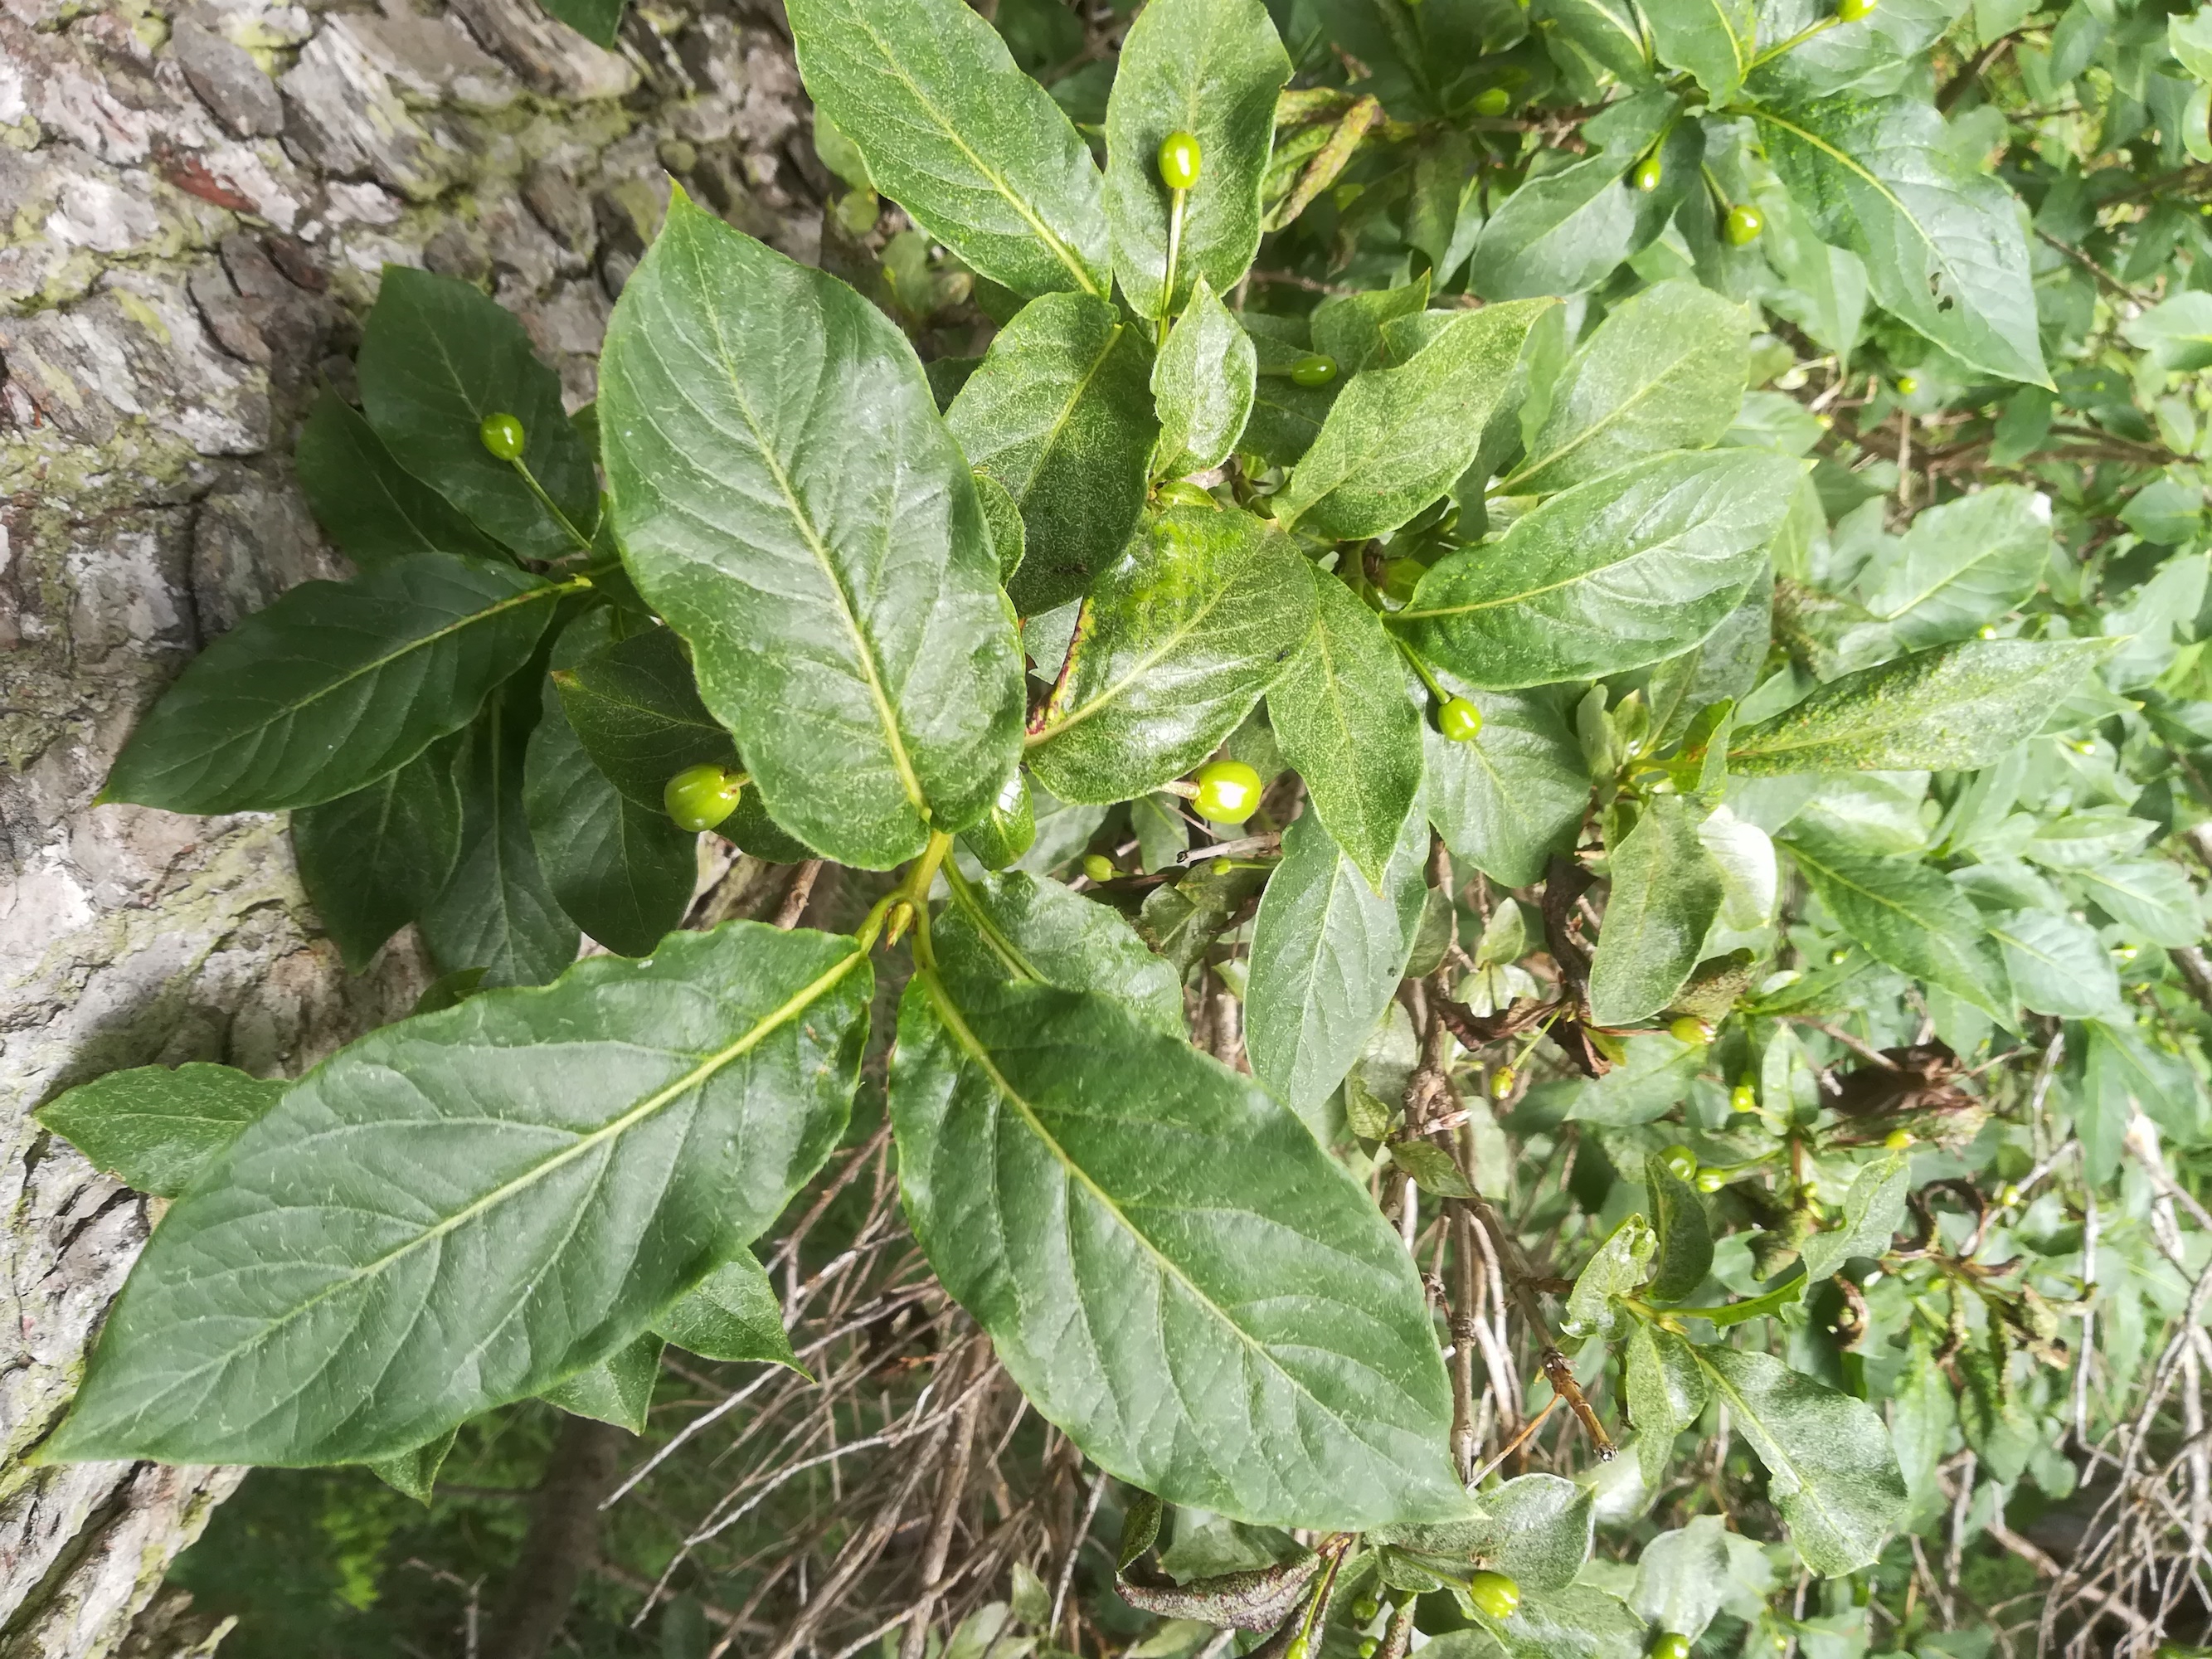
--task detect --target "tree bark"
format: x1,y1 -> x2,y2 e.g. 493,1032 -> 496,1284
0,1 -> 824,1652
481,1415 -> 629,1659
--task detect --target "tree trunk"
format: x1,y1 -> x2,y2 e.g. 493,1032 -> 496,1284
0,1 -> 824,1650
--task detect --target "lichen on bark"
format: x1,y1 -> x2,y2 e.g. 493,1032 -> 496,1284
0,0 -> 824,1651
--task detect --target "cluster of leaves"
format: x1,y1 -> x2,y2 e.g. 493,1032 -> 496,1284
35,0 -> 2212,1650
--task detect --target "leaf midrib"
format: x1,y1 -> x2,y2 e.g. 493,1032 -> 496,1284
1504,335 -> 1713,491
1024,552 -> 1254,746
129,944 -> 868,1406
1694,1352 -> 1874,1556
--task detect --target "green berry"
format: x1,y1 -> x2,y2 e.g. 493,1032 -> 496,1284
1083,853 -> 1116,884
1723,203 -> 1763,246
1194,759 -> 1263,825
1474,86 -> 1512,117
1669,1015 -> 1712,1047
1660,1144 -> 1699,1183
1731,1082 -> 1757,1115
1490,1065 -> 1516,1100
1467,1570 -> 1520,1621
1652,1635 -> 1693,1659
1351,1598 -> 1381,1624
664,763 -> 744,833
1836,0 -> 1875,18
1633,153 -> 1663,192
1158,129 -> 1202,192
1359,1643 -> 1379,1659
1895,373 -> 1920,396
1290,353 -> 1339,387
479,411 -> 527,460
1439,697 -> 1484,742
1884,1126 -> 1913,1150
1695,1166 -> 1729,1193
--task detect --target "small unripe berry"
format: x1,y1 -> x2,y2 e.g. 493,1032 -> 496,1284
664,763 -> 744,833
1884,1127 -> 1914,1150
1696,1166 -> 1729,1193
479,411 -> 527,460
1474,87 -> 1512,117
1290,353 -> 1339,387
1082,853 -> 1116,884
1633,153 -> 1663,192
1731,1082 -> 1758,1114
1651,1634 -> 1693,1659
1723,203 -> 1763,246
1490,1065 -> 1516,1100
1467,1570 -> 1520,1620
1660,1144 -> 1699,1183
1358,1643 -> 1378,1659
1669,1015 -> 1712,1047
1351,1597 -> 1381,1624
1837,0 -> 1875,18
1158,130 -> 1202,192
1895,373 -> 1920,396
1439,697 -> 1484,742
1194,759 -> 1262,825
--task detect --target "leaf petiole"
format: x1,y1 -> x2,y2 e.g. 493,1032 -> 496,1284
503,452 -> 596,553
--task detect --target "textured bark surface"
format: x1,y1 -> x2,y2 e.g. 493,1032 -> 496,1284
0,0 -> 823,1650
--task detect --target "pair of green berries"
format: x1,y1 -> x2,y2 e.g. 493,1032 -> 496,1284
1660,1142 -> 1732,1194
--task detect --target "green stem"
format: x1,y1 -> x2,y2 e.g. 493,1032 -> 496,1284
903,829 -> 957,970
505,455 -> 596,554
1157,187 -> 1188,347
1743,12 -> 1839,72
1393,635 -> 1449,704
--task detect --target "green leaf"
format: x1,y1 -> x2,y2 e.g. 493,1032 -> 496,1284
1276,301 -> 1553,541
356,268 -> 599,559
1136,859 -> 1270,977
1505,280 -> 1751,495
1468,152 -> 1638,300
1311,277 -> 1433,377
1150,278 -> 1257,480
1403,450 -> 1802,690
1460,1585 -> 1648,1659
946,291 -> 1158,615
1643,1154 -> 1714,1304
1268,570 -> 1424,888
1727,640 -> 2106,775
1389,1139 -> 1476,1199
524,687 -> 695,958
654,1250 -> 802,1370
1750,0 -> 1973,99
294,389 -> 511,570
1991,908 -> 2122,1019
936,867 -> 1186,1036
1858,486 -> 2051,646
891,970 -> 1469,1530
1756,95 -> 2049,387
975,470 -> 1028,584
1648,0 -> 1753,102
541,1332 -> 663,1433
2077,860 -> 2201,948
786,0 -> 1111,299
1025,508 -> 1313,805
2122,290 -> 2212,373
1588,798 -> 1726,1027
46,922 -> 871,1466
1629,1515 -> 1735,1642
537,0 -> 620,42
600,196 -> 1025,869
36,1064 -> 285,1199
1624,1323 -> 1710,1488
1423,683 -> 1590,888
1690,1345 -> 1908,1575
102,556 -> 560,815
1103,0 -> 1290,319
1564,1215 -> 1655,1337
1798,1149 -> 1908,1282
552,625 -> 736,811
1247,804 -> 1430,1121
293,737 -> 464,974
1475,1474 -> 1594,1592
363,1430 -> 456,1505
1534,0 -> 1651,80
419,682 -> 581,989
1783,824 -> 2010,1019
1242,314 -> 1340,465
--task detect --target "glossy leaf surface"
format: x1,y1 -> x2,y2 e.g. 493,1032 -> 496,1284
1588,798 -> 1726,1027
293,738 -> 464,973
